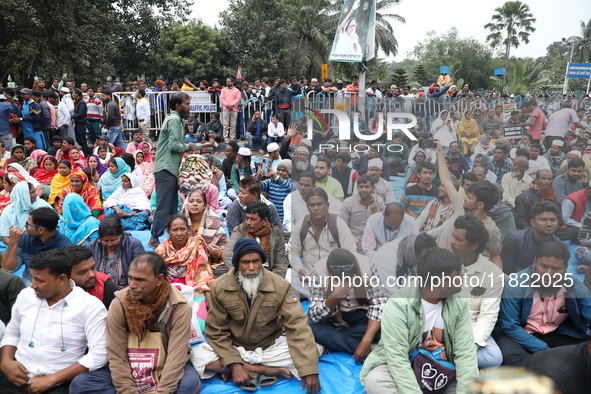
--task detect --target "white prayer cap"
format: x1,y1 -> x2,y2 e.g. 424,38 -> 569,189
267,142 -> 279,152
238,147 -> 251,156
368,158 -> 383,169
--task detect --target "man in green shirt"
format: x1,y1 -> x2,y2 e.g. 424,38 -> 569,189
314,157 -> 344,202
148,92 -> 212,249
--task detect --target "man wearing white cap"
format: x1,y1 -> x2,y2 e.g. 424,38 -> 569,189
266,142 -> 281,171
299,138 -> 317,166
292,146 -> 315,182
229,147 -> 257,200
353,158 -> 395,205
543,140 -> 566,176
56,87 -> 74,139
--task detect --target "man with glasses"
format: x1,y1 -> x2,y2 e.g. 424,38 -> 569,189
1,207 -> 71,286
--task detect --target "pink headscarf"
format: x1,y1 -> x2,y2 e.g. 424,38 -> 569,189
204,184 -> 220,212
29,150 -> 48,166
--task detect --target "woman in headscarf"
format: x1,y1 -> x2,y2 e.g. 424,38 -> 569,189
471,153 -> 497,183
142,146 -> 157,197
6,162 -> 45,197
62,146 -> 87,172
59,193 -> 100,246
155,214 -> 212,304
5,144 -> 37,172
456,109 -> 480,155
28,149 -> 47,176
132,150 -> 146,181
86,154 -> 107,176
472,135 -> 493,158
0,181 -> 53,243
403,150 -> 427,188
180,188 -> 227,266
48,160 -> 73,207
95,145 -> 112,166
103,173 -> 150,230
112,147 -> 125,158
58,171 -> 103,217
0,171 -> 22,215
83,166 -> 100,187
33,156 -> 59,198
473,107 -> 484,124
416,179 -> 459,238
431,110 -> 456,148
98,157 -> 130,200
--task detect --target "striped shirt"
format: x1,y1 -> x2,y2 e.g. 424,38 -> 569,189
399,184 -> 439,219
261,176 -> 294,223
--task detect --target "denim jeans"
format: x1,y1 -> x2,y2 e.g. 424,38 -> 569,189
575,246 -> 591,266
107,124 -> 126,148
247,134 -> 268,151
476,335 -> 503,368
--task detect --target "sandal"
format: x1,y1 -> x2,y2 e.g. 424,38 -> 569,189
259,374 -> 279,387
239,372 -> 259,392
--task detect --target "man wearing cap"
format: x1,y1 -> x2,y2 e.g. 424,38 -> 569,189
543,140 -> 566,176
148,92 -> 212,249
229,147 -> 257,199
266,142 -> 281,171
352,158 -> 395,205
16,88 -> 46,150
259,159 -> 294,223
292,146 -> 315,182
190,238 -> 321,393
57,87 -> 74,139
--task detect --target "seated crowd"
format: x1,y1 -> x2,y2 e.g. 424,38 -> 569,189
0,88 -> 591,394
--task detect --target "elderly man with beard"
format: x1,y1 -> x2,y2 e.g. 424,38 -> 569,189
148,92 -> 212,249
190,238 -> 322,393
65,245 -> 116,310
291,146 -> 315,182
223,202 -> 287,278
283,172 -> 341,232
501,157 -> 532,207
495,242 -> 591,366
543,141 -> 566,177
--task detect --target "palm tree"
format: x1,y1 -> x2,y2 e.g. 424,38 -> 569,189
490,58 -> 549,96
576,19 -> 591,63
484,1 -> 536,85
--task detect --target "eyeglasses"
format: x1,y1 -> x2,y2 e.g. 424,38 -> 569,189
328,263 -> 355,272
25,223 -> 45,230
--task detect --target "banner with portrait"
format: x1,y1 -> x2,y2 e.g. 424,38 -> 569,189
328,0 -> 375,63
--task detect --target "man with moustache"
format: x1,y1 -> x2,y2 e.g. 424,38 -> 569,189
514,170 -> 560,230
495,242 -> 591,366
190,238 -> 322,393
553,158 -> 585,203
292,146 -> 315,182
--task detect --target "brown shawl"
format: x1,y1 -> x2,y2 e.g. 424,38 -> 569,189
244,221 -> 271,257
122,281 -> 171,342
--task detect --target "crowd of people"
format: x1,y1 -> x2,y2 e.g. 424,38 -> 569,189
0,73 -> 590,394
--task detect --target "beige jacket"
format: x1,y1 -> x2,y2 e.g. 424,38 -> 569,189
106,285 -> 192,394
206,268 -> 319,378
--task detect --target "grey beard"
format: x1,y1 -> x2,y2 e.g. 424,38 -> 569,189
295,160 -> 309,171
237,270 -> 263,301
236,161 -> 246,170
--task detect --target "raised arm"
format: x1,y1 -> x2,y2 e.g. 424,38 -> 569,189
435,140 -> 457,199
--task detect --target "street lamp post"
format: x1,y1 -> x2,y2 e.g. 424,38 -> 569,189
562,36 -> 579,95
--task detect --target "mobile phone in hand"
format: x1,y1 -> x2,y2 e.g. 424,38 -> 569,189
261,158 -> 269,175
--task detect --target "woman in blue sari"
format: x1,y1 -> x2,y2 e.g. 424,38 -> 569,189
103,173 -> 150,231
97,157 -> 130,200
59,193 -> 100,246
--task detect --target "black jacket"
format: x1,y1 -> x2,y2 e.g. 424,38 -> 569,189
514,188 -> 563,229
71,99 -> 87,124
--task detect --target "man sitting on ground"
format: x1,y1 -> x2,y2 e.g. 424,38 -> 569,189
352,158 -> 396,205
190,238 -> 321,393
331,151 -> 360,199
554,158 -> 585,202
399,161 -> 438,219
501,156 -> 532,207
314,157 -> 344,202
65,244 -> 116,309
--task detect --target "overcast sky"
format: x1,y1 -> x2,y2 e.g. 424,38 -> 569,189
194,0 -> 590,62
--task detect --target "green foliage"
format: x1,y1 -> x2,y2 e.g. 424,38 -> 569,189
391,68 -> 408,86
490,58 -> 549,96
154,21 -> 234,83
413,64 -> 430,86
408,28 -> 495,89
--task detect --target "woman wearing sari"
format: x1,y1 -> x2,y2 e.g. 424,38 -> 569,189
58,171 -> 103,217
6,162 -> 45,197
28,149 -> 47,176
34,156 -> 59,198
180,188 -> 227,265
155,214 -> 213,305
456,109 -> 480,156
97,157 -> 130,200
104,173 -> 150,230
431,110 -> 456,148
0,181 -> 53,243
4,144 -> 37,172
142,146 -> 157,197
62,146 -> 87,172
0,171 -> 19,215
83,167 -> 100,187
48,160 -> 72,207
59,193 -> 100,246
86,154 -> 107,176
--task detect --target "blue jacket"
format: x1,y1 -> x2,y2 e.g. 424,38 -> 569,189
87,232 -> 145,287
496,266 -> 591,353
16,232 -> 73,285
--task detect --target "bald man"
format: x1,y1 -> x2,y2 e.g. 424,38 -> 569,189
362,203 -> 419,260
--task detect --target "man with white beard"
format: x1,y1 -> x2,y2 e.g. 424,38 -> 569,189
190,238 -> 322,393
292,146 -> 315,182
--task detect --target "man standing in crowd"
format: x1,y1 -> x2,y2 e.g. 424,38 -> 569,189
71,253 -> 201,394
489,144 -> 512,184
314,157 -> 344,202
554,158 -> 585,202
522,100 -> 545,143
71,88 -> 90,156
223,202 -> 287,278
101,90 -> 125,149
135,88 -> 151,143
2,208 -> 72,286
1,250 -> 108,394
399,162 -> 438,219
86,87 -> 103,146
290,188 -> 356,297
362,203 -> 419,260
190,238 -> 321,393
543,102 -> 585,149
339,174 -> 385,251
352,158 -> 396,205
149,92 -> 212,249
31,90 -> 51,148
361,247 -> 478,393
0,91 -> 18,150
220,77 -> 240,143
308,249 -> 386,361
226,176 -> 281,235
496,242 -> 591,366
501,201 -> 561,275
57,87 -> 73,138
65,245 -> 116,310
18,88 -> 46,150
